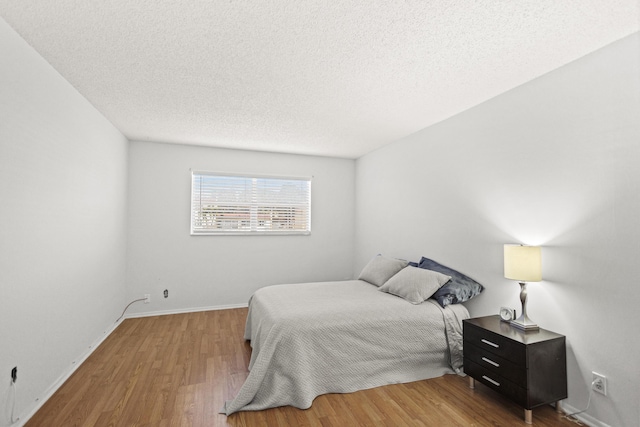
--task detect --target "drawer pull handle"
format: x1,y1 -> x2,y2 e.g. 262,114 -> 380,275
481,339 -> 499,348
482,375 -> 501,387
481,357 -> 500,367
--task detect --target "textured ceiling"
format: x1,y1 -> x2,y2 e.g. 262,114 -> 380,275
1,1 -> 638,158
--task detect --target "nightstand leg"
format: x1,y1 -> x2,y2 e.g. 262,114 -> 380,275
524,409 -> 532,424
468,377 -> 475,389
555,401 -> 563,413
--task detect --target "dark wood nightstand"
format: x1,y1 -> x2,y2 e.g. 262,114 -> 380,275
463,315 -> 567,424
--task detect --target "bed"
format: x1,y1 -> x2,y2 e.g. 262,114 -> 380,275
223,255 -> 484,415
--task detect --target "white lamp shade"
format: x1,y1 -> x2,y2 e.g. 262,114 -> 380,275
504,244 -> 542,282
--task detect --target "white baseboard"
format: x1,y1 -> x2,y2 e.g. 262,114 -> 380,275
15,318 -> 124,427
560,401 -> 611,427
126,302 -> 249,319
15,303 -> 248,426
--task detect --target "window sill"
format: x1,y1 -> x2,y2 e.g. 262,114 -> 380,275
190,231 -> 311,236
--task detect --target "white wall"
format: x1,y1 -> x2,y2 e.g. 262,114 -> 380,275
355,33 -> 640,427
126,141 -> 355,314
0,18 -> 129,425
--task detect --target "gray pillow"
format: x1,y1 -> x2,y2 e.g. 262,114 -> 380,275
358,255 -> 408,287
378,266 -> 451,304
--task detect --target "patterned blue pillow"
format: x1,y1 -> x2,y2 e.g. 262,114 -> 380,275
417,257 -> 484,307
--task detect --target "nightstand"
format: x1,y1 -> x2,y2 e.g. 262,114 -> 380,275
463,315 -> 567,424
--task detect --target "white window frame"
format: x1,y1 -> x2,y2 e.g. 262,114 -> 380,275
190,171 -> 312,235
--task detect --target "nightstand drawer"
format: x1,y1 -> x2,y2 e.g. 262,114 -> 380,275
464,322 -> 525,363
465,359 -> 527,408
463,342 -> 526,386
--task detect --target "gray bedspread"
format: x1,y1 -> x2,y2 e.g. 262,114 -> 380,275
223,280 -> 469,415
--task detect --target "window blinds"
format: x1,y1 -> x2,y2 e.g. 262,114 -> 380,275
191,171 -> 311,235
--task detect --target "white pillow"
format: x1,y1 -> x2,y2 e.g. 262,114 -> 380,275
358,255 -> 408,287
378,266 -> 451,304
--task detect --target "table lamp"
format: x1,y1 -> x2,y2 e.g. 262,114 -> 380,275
504,244 -> 542,331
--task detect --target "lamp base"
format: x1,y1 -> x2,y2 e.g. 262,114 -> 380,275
511,281 -> 539,331
510,315 -> 539,331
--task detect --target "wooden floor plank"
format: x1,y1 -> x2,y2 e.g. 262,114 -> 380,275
26,308 -> 578,426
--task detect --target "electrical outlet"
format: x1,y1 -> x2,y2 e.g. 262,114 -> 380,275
592,372 -> 607,396
144,294 -> 150,304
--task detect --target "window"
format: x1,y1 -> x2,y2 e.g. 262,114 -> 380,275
191,171 -> 311,235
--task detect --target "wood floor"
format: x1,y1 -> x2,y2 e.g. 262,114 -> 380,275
26,308 -> 579,426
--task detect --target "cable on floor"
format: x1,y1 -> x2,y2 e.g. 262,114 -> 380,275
561,379 -> 596,425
